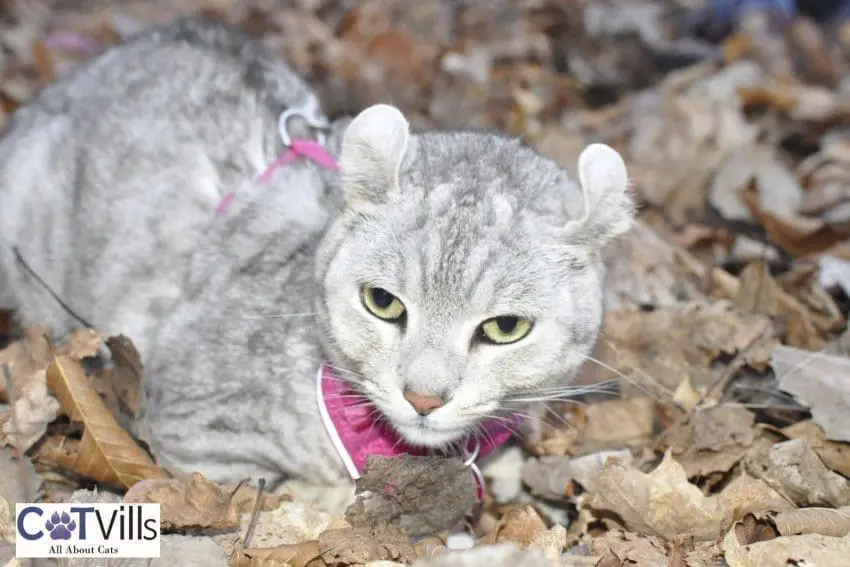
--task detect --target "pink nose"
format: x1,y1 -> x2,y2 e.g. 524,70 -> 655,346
403,391 -> 445,416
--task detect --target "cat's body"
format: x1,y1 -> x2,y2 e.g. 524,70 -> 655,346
0,18 -> 634,486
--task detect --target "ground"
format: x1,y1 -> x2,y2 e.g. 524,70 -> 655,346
2,0 -> 850,566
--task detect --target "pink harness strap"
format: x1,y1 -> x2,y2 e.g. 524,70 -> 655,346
316,363 -> 521,499
215,138 -> 339,216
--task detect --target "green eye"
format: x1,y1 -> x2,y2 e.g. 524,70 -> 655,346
479,316 -> 533,344
361,286 -> 406,321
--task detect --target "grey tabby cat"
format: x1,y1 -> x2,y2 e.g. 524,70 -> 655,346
0,18 -> 634,486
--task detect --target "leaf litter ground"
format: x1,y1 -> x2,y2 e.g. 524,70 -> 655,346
3,0 -> 850,565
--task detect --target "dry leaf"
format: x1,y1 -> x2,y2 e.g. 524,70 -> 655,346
239,525 -> 415,567
123,473 -> 238,531
521,450 -> 633,500
0,488 -> 13,544
744,439 -> 850,507
0,326 -> 51,403
0,369 -> 60,453
44,354 -> 168,489
589,450 -> 727,540
659,406 -> 758,478
105,335 -> 144,415
723,520 -> 850,566
56,328 -> 101,360
578,397 -> 654,452
741,180 -> 850,257
771,506 -> 850,537
481,505 -> 547,547
718,473 -> 794,522
772,345 -> 850,443
588,530 -> 669,567
600,300 -> 775,396
781,420 -> 850,477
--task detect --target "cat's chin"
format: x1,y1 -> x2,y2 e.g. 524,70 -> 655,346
391,421 -> 472,448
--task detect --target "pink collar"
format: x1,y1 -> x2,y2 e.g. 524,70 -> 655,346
316,363 -> 520,498
215,138 -> 339,215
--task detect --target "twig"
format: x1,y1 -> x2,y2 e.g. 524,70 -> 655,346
243,478 -> 266,549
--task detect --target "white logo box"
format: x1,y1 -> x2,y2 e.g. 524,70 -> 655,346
15,503 -> 161,558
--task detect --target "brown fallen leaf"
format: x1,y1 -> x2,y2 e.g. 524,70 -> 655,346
658,406 -> 758,478
723,518 -> 850,566
43,354 -> 168,490
770,506 -> 850,537
734,261 -> 827,350
0,486 -> 13,543
588,450 -> 727,541
772,345 -> 850,443
781,421 -> 850,477
0,326 -> 51,403
587,530 -> 669,567
238,525 -> 415,567
56,328 -> 101,360
741,179 -> 850,257
743,439 -> 850,507
226,483 -> 291,516
480,505 -> 547,547
105,335 -> 144,416
599,300 -> 776,397
718,473 -> 794,523
576,397 -> 655,454
123,473 -> 239,531
236,539 -> 323,567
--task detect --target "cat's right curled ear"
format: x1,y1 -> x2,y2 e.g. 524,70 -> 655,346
564,143 -> 635,249
340,104 -> 416,211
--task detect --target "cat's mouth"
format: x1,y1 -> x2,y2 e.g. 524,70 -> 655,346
389,416 -> 474,448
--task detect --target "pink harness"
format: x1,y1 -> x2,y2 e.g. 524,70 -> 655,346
216,109 -> 519,498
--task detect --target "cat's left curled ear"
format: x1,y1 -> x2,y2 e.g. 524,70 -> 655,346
340,104 -> 417,210
565,143 -> 635,249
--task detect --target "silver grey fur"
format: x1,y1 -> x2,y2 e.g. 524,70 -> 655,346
0,18 -> 634,486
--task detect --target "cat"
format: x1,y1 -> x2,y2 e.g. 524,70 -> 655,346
0,17 -> 635,486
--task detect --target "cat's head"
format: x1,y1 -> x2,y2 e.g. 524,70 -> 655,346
315,104 -> 634,448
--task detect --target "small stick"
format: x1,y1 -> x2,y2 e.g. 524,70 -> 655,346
243,478 -> 266,549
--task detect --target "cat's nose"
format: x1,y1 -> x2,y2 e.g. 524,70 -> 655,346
403,391 -> 445,416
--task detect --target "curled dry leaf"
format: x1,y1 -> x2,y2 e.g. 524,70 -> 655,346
781,420 -> 850,477
480,505 -> 547,547
123,472 -> 238,531
589,450 -> 727,541
56,328 -> 101,360
741,179 -> 850,257
599,300 -> 775,396
773,344 -> 850,443
43,354 -> 168,490
723,517 -> 850,566
744,439 -> 850,508
0,488 -> 12,544
718,473 -> 794,523
770,506 -> 850,537
658,405 -> 758,478
587,530 -> 669,567
238,525 -> 416,567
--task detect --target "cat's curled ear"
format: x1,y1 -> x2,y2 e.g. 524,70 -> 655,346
340,104 -> 416,211
565,143 -> 635,249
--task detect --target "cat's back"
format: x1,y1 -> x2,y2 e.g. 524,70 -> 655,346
0,17 -> 323,345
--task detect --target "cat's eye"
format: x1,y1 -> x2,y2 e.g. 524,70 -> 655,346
479,316 -> 533,345
361,286 -> 406,321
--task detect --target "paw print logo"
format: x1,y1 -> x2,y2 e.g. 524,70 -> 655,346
45,511 -> 76,540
